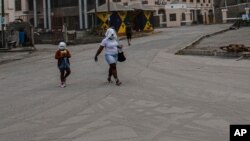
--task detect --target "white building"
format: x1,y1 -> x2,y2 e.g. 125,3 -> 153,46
1,0 -> 16,25
3,0 -> 215,30
109,0 -> 215,27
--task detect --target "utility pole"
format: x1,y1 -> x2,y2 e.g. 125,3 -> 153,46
94,0 -> 98,28
107,0 -> 110,12
225,0 -> 228,9
107,0 -> 110,27
84,0 -> 88,29
79,0 -> 83,29
1,0 -> 5,48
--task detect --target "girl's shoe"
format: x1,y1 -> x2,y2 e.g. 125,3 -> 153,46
60,82 -> 66,88
116,80 -> 122,86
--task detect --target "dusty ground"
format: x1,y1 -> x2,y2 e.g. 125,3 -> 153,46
0,24 -> 250,141
196,27 -> 250,48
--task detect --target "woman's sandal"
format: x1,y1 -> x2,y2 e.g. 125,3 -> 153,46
116,80 -> 122,86
107,77 -> 113,83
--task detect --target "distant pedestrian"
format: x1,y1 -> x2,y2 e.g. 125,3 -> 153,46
94,29 -> 122,86
55,42 -> 71,88
126,23 -> 132,46
19,29 -> 25,47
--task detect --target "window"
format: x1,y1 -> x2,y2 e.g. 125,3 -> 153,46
197,0 -> 200,3
170,14 -> 176,21
51,0 -> 78,8
182,13 -> 185,21
28,0 -> 34,11
113,0 -> 121,2
158,9 -> 166,22
142,0 -> 148,4
15,0 -> 22,11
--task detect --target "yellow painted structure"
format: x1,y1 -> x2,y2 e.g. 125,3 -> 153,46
95,10 -> 154,35
95,12 -> 112,29
117,11 -> 127,34
143,11 -> 153,31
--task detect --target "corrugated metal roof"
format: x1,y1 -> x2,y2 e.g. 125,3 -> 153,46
128,3 -> 155,11
88,2 -> 134,13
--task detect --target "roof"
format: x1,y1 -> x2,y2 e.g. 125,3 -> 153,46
88,2 -> 134,13
128,3 -> 155,11
170,2 -> 186,4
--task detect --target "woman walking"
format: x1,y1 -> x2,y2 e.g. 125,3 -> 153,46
94,29 -> 122,86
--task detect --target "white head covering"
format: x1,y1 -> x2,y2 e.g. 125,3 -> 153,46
105,28 -> 117,40
58,42 -> 66,50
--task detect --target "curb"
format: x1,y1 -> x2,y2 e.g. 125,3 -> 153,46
175,28 -> 231,55
119,31 -> 162,41
0,47 -> 36,53
35,31 -> 161,45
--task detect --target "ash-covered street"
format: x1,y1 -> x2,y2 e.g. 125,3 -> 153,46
1,24 -> 250,141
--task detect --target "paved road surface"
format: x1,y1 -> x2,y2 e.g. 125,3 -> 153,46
1,24 -> 250,141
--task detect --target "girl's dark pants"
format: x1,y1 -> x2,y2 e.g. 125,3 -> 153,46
60,68 -> 71,82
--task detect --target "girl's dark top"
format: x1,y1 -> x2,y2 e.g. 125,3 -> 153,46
55,49 -> 71,67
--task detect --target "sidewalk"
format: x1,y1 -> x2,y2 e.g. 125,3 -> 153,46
176,26 -> 250,57
0,52 -> 32,65
0,30 -> 160,65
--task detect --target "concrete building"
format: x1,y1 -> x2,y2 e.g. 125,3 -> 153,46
13,0 -> 90,30
111,0 -> 214,27
1,0 -> 16,25
214,0 -> 250,23
6,0 -> 215,31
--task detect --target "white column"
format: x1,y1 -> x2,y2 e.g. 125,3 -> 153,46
48,0 -> 52,30
96,0 -> 99,8
185,11 -> 192,25
22,0 -> 29,11
159,14 -> 163,27
222,9 -> 228,24
84,0 -> 88,29
79,0 -> 83,29
194,10 -> 197,23
245,7 -> 250,15
33,0 -> 38,27
43,0 -> 47,28
212,0 -> 216,23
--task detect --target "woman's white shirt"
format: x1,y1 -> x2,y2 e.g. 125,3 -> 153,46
101,38 -> 119,55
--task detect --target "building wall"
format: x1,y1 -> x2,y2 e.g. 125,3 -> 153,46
3,0 -> 16,24
166,9 -> 184,27
112,0 -> 214,27
5,0 -> 215,30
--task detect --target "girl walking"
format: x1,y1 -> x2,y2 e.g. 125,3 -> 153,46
55,42 -> 71,88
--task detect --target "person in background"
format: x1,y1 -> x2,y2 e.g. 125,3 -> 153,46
19,29 -> 25,47
94,29 -> 122,86
125,23 -> 132,46
55,42 -> 71,88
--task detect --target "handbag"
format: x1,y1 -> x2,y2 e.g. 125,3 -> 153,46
118,50 -> 126,62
